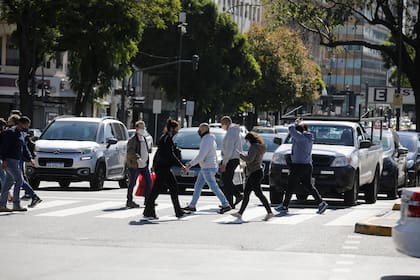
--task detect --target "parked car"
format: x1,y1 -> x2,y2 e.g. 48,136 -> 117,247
26,116 -> 129,190
397,131 -> 420,187
252,126 -> 277,134
128,129 -> 153,153
172,127 -> 244,192
209,123 -> 222,128
270,120 -> 383,206
274,125 -> 289,134
28,128 -> 42,139
372,129 -> 408,198
393,187 -> 420,258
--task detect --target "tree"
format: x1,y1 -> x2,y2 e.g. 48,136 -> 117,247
266,0 -> 420,130
247,25 -> 322,114
134,0 -> 261,121
0,0 -> 61,118
58,0 -> 180,115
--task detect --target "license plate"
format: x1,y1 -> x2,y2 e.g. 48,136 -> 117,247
181,170 -> 195,177
46,162 -> 64,168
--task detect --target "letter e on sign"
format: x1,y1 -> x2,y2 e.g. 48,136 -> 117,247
374,88 -> 387,102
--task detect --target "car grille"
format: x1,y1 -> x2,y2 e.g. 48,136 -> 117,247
38,158 -> 73,167
285,154 -> 334,167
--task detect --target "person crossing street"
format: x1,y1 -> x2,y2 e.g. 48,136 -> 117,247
182,123 -> 232,214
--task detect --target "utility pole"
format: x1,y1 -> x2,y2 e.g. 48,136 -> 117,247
395,0 -> 403,131
176,10 -> 187,124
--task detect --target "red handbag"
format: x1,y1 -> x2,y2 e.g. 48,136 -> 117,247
135,172 -> 156,197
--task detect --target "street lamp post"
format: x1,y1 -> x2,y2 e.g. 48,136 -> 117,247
176,11 -> 187,124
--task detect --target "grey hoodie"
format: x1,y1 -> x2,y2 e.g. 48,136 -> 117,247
221,124 -> 242,165
188,133 -> 218,169
240,143 -> 266,175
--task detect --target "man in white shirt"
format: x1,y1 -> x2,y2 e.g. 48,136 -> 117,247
182,123 -> 231,214
126,120 -> 151,208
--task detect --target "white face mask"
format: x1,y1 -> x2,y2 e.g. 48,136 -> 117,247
137,129 -> 145,136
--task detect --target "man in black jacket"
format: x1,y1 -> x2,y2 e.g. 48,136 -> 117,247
0,116 -> 41,212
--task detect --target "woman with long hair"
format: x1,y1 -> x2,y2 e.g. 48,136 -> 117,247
143,120 -> 189,219
231,131 -> 273,222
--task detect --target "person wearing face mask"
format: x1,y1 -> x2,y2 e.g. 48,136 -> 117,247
143,120 -> 189,220
220,116 -> 244,208
126,120 -> 152,208
231,132 -> 273,222
0,116 -> 41,212
182,123 -> 232,214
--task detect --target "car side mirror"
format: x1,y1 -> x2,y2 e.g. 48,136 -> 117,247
273,137 -> 282,145
398,147 -> 409,155
106,137 -> 118,148
359,140 -> 371,149
31,136 -> 39,142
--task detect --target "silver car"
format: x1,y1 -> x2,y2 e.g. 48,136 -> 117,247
128,129 -> 153,153
26,117 -> 129,190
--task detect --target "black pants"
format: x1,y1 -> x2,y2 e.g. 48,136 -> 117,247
143,167 -> 183,217
222,159 -> 241,207
238,169 -> 271,214
283,163 -> 323,208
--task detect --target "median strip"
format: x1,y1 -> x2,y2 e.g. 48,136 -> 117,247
354,210 -> 400,236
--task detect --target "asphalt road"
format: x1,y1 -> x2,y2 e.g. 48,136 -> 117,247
1,181 -> 420,280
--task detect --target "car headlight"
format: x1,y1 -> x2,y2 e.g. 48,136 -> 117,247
407,159 -> 415,169
331,156 -> 350,167
81,148 -> 96,154
272,153 -> 287,165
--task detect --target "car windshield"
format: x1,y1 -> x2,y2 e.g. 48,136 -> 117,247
285,125 -> 354,146
41,121 -> 99,142
260,135 -> 280,152
399,134 -> 417,153
373,134 -> 393,151
173,130 -> 225,149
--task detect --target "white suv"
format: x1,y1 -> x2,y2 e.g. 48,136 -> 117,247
26,117 -> 129,190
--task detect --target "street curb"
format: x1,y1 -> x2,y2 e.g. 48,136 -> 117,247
392,203 -> 401,211
354,222 -> 392,236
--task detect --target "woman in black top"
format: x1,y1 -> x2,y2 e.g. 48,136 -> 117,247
143,120 -> 188,219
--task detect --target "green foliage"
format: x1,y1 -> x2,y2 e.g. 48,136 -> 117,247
134,0 -> 261,119
247,25 -> 322,111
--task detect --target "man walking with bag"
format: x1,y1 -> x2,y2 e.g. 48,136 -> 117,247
276,118 -> 328,215
182,123 -> 232,214
126,120 -> 152,208
220,116 -> 244,208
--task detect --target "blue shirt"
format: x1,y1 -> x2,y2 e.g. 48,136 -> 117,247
289,124 -> 313,164
0,127 -> 32,161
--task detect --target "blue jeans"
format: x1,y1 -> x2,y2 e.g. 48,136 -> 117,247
127,167 -> 152,202
189,168 -> 229,208
0,158 -> 30,208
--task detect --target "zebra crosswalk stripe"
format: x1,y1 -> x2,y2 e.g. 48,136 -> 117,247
213,204 -> 267,223
36,201 -> 122,217
267,209 -> 321,225
28,200 -> 80,211
95,203 -> 172,219
325,209 -> 380,226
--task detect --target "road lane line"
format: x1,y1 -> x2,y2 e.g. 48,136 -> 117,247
213,205 -> 267,223
344,240 -> 360,245
36,201 -> 122,217
339,254 -> 356,258
336,261 -> 354,265
95,204 -> 171,219
332,268 -> 351,273
27,200 -> 80,211
347,235 -> 362,239
325,209 -> 379,226
342,245 -> 358,250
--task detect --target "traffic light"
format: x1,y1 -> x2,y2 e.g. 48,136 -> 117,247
192,54 -> 199,71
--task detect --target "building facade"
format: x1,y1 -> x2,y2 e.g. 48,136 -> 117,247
214,0 -> 262,33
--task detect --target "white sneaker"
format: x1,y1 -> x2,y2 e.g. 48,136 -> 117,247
263,213 -> 274,221
231,212 -> 242,219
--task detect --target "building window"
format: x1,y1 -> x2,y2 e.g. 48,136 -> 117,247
6,36 -> 19,66
56,52 -> 64,69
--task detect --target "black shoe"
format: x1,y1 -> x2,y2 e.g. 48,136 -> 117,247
28,196 -> 42,208
219,205 -> 232,214
176,210 -> 191,218
21,194 -> 32,201
182,205 -> 196,212
126,201 -> 140,208
234,194 -> 244,206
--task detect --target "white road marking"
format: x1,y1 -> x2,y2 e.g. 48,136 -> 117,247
339,254 -> 356,258
27,200 -> 80,211
213,205 -> 267,223
336,261 -> 354,265
95,204 -> 172,219
332,268 -> 351,273
347,235 -> 362,239
267,209 -> 323,225
36,201 -> 122,217
344,240 -> 361,245
342,245 -> 359,250
325,210 -> 379,226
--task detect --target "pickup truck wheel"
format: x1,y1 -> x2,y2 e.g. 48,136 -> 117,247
58,180 -> 71,188
296,194 -> 308,201
344,172 -> 359,206
270,188 -> 284,205
29,178 -> 40,190
365,168 -> 379,204
90,164 -> 105,191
